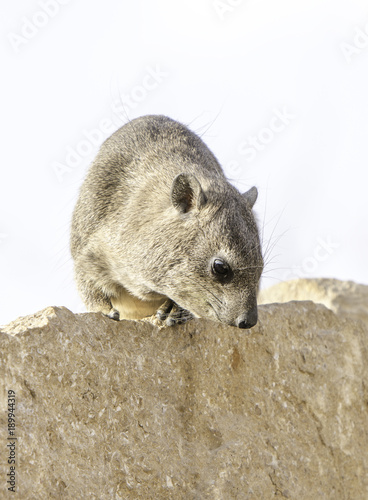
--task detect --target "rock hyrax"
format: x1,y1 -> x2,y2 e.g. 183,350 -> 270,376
71,115 -> 264,328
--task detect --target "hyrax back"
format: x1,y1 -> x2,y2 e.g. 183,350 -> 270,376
71,115 -> 263,328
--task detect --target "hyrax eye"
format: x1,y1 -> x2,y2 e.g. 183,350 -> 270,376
212,258 -> 230,276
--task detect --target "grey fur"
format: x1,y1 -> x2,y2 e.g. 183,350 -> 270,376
70,115 -> 264,328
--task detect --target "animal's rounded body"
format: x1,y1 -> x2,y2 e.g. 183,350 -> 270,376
71,115 -> 263,328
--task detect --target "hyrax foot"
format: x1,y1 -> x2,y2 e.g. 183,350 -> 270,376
156,299 -> 193,326
107,308 -> 120,321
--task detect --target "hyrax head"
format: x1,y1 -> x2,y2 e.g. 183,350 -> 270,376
157,172 -> 264,329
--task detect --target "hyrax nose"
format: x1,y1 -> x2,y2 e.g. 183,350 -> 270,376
236,307 -> 258,329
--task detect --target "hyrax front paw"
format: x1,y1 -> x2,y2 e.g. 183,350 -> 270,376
107,308 -> 120,321
156,299 -> 193,326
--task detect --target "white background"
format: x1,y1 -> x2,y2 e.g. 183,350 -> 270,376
1,0 -> 367,326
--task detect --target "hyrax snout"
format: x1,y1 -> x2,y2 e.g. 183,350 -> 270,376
70,115 -> 264,328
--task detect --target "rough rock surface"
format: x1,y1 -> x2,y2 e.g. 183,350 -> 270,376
1,301 -> 368,499
259,278 -> 368,326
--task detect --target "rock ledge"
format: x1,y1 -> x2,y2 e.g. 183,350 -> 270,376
1,295 -> 368,499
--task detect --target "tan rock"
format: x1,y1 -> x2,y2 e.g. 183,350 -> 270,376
1,302 -> 368,499
259,278 -> 368,326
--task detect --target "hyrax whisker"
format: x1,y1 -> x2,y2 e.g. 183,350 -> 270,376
197,282 -> 223,308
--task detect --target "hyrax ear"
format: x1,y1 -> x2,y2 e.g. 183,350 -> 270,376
242,186 -> 258,209
171,173 -> 207,213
